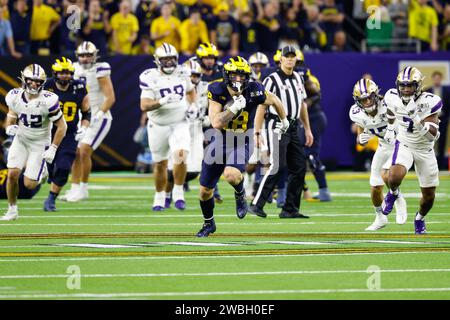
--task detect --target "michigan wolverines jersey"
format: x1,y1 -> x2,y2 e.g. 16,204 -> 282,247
349,100 -> 392,147
139,65 -> 195,126
201,64 -> 224,83
45,78 -> 87,134
73,61 -> 112,118
5,88 -> 60,142
384,89 -> 442,149
207,81 -> 267,133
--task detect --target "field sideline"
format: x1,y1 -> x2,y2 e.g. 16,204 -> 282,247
0,171 -> 449,300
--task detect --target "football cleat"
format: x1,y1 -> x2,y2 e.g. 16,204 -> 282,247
196,220 -> 216,237
248,204 -> 267,218
235,191 -> 248,219
279,211 -> 310,219
66,189 -> 89,202
152,206 -> 165,212
312,188 -> 332,202
365,215 -> 388,231
165,196 -> 172,209
394,192 -> 407,224
43,197 -> 56,212
276,187 -> 286,208
414,217 -> 427,235
381,191 -> 398,215
1,211 -> 18,221
174,200 -> 186,210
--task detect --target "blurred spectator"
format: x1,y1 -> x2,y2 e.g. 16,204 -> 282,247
279,7 -> 301,49
238,10 -> 259,54
306,4 -> 327,50
318,0 -> 344,51
256,2 -> 280,53
408,0 -> 439,52
150,2 -> 181,51
425,71 -> 450,169
388,0 -> 408,48
60,0 -> 86,56
81,0 -> 111,56
8,0 -> 32,55
331,30 -> 352,51
439,3 -> 450,50
209,2 -> 239,56
0,2 -> 22,58
290,0 -> 315,50
135,0 -> 158,51
46,0 -> 63,54
102,0 -> 119,17
110,0 -> 139,55
180,8 -> 208,56
30,0 -> 61,55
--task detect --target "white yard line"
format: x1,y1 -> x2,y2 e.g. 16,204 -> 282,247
1,287 -> 450,299
0,268 -> 449,280
0,222 -> 448,226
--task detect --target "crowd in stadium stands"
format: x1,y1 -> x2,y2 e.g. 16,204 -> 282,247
1,0 -> 450,59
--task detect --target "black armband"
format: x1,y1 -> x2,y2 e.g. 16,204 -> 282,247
81,110 -> 91,122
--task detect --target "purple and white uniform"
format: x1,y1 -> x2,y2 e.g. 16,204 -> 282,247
384,88 -> 442,187
139,65 -> 194,162
74,61 -> 112,150
6,88 -> 61,181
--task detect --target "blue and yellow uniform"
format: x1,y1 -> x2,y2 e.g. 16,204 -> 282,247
44,77 -> 87,187
200,79 -> 267,189
0,169 -> 41,199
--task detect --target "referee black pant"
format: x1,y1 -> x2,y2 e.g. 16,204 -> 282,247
252,116 -> 307,213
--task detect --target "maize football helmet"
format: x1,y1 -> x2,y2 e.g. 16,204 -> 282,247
196,42 -> 219,71
223,56 -> 251,93
20,64 -> 47,95
52,57 -> 75,86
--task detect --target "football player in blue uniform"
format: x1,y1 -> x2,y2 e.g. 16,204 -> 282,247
43,57 -> 90,211
196,56 -> 290,237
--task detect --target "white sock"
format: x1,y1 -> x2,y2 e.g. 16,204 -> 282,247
8,204 -> 17,212
80,183 -> 88,191
153,191 -> 165,207
165,192 -> 171,199
374,206 -> 383,214
391,189 -> 399,196
71,183 -> 80,192
416,213 -> 425,221
172,184 -> 184,201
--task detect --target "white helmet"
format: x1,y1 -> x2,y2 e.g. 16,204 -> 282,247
75,41 -> 99,69
248,52 -> 269,67
20,64 -> 47,95
184,59 -> 202,84
154,43 -> 178,74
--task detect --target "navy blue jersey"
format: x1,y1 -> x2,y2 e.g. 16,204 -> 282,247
44,79 -> 87,134
207,81 -> 267,133
202,64 -> 224,83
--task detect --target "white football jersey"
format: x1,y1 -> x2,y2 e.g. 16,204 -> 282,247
74,61 -> 112,119
196,80 -> 209,120
349,100 -> 393,147
384,88 -> 442,149
139,65 -> 194,126
5,88 -> 59,142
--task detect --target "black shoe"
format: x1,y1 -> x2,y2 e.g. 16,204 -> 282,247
196,220 -> 216,237
235,191 -> 248,219
248,205 -> 267,218
279,211 -> 309,219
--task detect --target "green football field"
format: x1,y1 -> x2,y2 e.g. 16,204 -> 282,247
0,171 -> 449,300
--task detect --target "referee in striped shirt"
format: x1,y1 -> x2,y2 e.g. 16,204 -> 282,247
249,45 -> 314,218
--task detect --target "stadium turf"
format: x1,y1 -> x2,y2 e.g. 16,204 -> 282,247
0,172 -> 449,300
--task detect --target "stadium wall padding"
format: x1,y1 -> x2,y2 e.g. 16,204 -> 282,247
1,52 -> 449,169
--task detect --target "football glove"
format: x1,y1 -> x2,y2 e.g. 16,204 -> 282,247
159,93 -> 182,106
186,103 -> 199,121
358,132 -> 371,145
229,95 -> 246,114
274,118 -> 290,140
5,125 -> 19,137
75,126 -> 88,141
42,144 -> 58,164
384,124 -> 396,145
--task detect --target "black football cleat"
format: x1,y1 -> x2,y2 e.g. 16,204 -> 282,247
235,191 -> 248,219
196,220 -> 216,237
279,211 -> 309,219
248,205 -> 267,218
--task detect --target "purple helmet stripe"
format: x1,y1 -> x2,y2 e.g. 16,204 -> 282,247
403,67 -> 410,81
362,79 -> 367,94
359,79 -> 363,94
